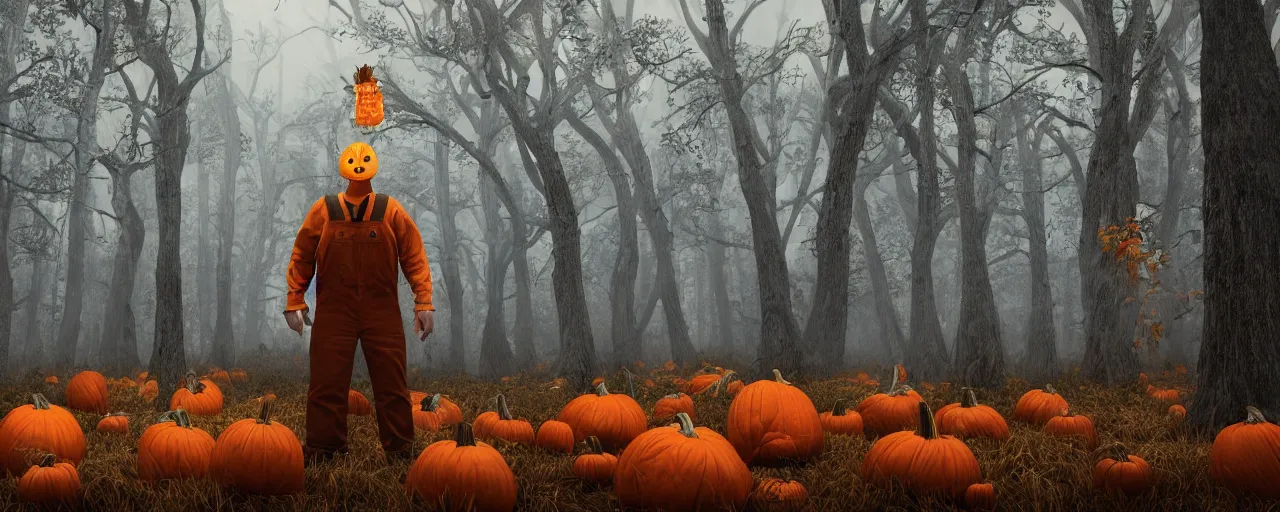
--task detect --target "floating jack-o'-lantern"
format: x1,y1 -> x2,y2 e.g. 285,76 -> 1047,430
352,65 -> 384,128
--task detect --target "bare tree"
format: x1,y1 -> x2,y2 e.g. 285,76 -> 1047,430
0,0 -> 33,377
1015,109 -> 1059,381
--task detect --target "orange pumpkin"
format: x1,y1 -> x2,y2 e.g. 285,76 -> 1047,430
818,399 -> 864,437
653,393 -> 695,422
895,364 -> 908,383
17,453 -> 80,504
44,375 -> 58,386
572,436 -> 617,485
406,422 -> 517,510
138,409 -> 216,481
412,393 -> 450,432
66,370 -> 109,414
352,65 -> 384,128
229,369 -> 249,384
1167,404 -> 1187,421
348,389 -> 372,416
1012,384 -> 1069,425
1209,406 -> 1280,499
1137,372 -> 1148,386
726,369 -> 824,467
934,387 -> 1009,440
1093,442 -> 1153,496
684,372 -> 726,395
751,477 -> 809,512
1174,364 -> 1188,375
557,383 -> 647,452
0,394 -> 86,475
169,372 -> 224,416
857,366 -> 924,437
863,379 -> 881,388
614,412 -> 753,510
1043,409 -> 1098,449
1149,387 -> 1181,405
209,399 -> 304,495
965,482 -> 996,510
860,401 -> 981,499
409,391 -> 463,426
535,420 -> 575,454
115,377 -> 138,389
138,380 -> 159,403
96,414 -> 130,435
206,369 -> 231,386
853,371 -> 870,384
477,394 -> 534,445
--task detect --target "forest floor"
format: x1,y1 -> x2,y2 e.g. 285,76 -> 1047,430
0,361 -> 1277,511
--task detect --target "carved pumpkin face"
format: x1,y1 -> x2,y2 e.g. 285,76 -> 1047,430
339,142 -> 378,181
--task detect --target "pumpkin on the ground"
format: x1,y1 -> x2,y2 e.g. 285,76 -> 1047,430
1012,384 -> 1069,425
17,453 -> 80,504
138,380 -> 159,403
614,412 -> 753,510
935,387 -> 1009,440
1209,406 -> 1280,500
684,370 -> 729,395
572,436 -> 617,486
727,369 -> 824,466
206,369 -> 231,387
750,477 -> 809,512
409,391 -> 463,425
0,394 -> 86,475
209,399 -> 304,495
965,483 -> 996,510
652,393 -> 695,422
1044,409 -> 1098,449
169,372 -> 224,416
138,409 -> 216,481
535,420 -> 575,454
857,366 -> 924,437
406,422 -> 517,511
557,383 -> 646,452
66,370 -> 109,414
1093,442 -> 1153,496
348,389 -> 372,416
96,414 -> 130,435
859,401 -> 981,499
229,369 -> 249,384
819,399 -> 863,437
1168,404 -> 1187,422
1148,387 -> 1181,405
412,393 -> 450,432
476,394 -> 534,445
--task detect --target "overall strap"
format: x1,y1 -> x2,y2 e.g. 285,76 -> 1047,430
323,194 -> 345,221
369,193 -> 390,222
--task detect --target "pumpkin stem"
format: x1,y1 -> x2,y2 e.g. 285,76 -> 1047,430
1044,383 -> 1058,395
960,387 -> 978,408
917,401 -> 939,440
595,382 -> 610,396
454,422 -> 477,447
889,384 -> 915,397
890,365 -> 901,392
256,398 -> 274,425
496,394 -> 514,420
621,367 -> 637,397
711,370 -> 739,396
662,393 -> 684,400
674,412 -> 698,439
1060,408 -> 1075,418
771,368 -> 791,385
1244,406 -> 1267,424
419,394 -> 441,412
184,371 -> 203,394
832,399 -> 848,416
157,409 -> 192,428
31,393 -> 51,410
583,435 -> 604,454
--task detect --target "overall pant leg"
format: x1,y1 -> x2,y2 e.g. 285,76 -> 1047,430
360,323 -> 414,454
305,299 -> 359,457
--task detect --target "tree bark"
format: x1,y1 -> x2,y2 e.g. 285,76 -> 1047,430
1018,116 -> 1059,382
207,33 -> 240,369
705,184 -> 735,353
853,153 -> 906,360
0,0 -> 27,381
476,103 -> 515,379
1191,0 -> 1280,431
432,134 -> 467,373
195,125 -> 213,363
99,165 -> 145,373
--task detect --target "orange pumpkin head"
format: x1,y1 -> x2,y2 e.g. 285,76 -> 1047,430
0,394 -> 86,476
169,372 -> 224,416
614,412 -> 753,510
96,413 -> 130,435
209,399 -> 304,495
409,391 -> 463,426
1012,384 -> 1069,425
406,422 -> 517,510
819,399 -> 864,437
1043,409 -> 1098,449
1209,406 -> 1280,500
339,142 -> 379,181
352,65 -> 384,127
751,477 -> 809,512
857,366 -> 925,437
653,393 -> 696,422
348,389 -> 372,416
66,370 -> 109,414
1093,442 -> 1154,496
859,401 -> 982,499
572,436 -> 617,485
557,383 -> 647,452
138,409 -> 215,481
17,453 -> 80,504
535,420 -> 576,454
934,387 -> 1010,440
726,369 -> 824,466
477,394 -> 534,445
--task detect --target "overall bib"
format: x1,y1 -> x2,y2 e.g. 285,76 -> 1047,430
306,193 -> 414,457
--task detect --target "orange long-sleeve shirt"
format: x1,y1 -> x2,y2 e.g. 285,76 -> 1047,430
284,194 -> 434,312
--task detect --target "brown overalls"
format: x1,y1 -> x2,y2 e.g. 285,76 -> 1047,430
285,191 -> 433,458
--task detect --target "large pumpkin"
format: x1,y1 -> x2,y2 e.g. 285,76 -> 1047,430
860,401 -> 982,499
857,366 -> 924,437
1012,384 -> 1068,425
1043,409 -> 1098,449
557,383 -> 647,452
138,409 -> 216,481
209,399 -> 304,495
572,436 -> 617,485
475,394 -> 534,445
0,394 -> 86,475
405,422 -> 517,511
66,370 -> 109,414
17,453 -> 80,504
614,413 -> 753,510
169,372 -> 224,416
1209,406 -> 1280,500
934,387 -> 1009,440
1093,442 -> 1153,496
652,393 -> 695,422
410,391 -> 463,426
535,420 -> 575,454
819,399 -> 864,437
727,369 -> 824,467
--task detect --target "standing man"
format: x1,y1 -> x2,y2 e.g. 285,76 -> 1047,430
284,141 -> 434,462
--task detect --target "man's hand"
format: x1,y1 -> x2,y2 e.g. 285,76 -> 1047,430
285,310 -> 307,336
413,310 -> 434,341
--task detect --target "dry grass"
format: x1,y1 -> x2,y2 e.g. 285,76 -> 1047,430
1,363 -> 1277,511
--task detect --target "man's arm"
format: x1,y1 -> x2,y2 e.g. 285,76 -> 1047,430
284,198 -> 328,312
388,197 -> 434,311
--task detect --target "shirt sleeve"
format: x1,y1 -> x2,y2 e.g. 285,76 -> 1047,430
388,197 -> 434,311
284,198 -> 328,312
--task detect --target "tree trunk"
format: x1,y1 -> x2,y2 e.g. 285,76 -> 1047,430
478,172 -> 515,379
432,134 -> 467,373
705,192 -> 734,353
99,168 -> 145,373
1017,117 -> 1059,381
508,165 -> 536,367
195,126 -> 213,363
209,56 -> 239,369
853,158 -> 905,360
1191,0 -> 1280,431
22,256 -> 44,371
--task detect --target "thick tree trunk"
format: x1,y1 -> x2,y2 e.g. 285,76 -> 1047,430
1191,0 -> 1280,431
195,127 -> 213,362
209,60 -> 239,369
1018,121 -> 1059,382
99,168 -> 145,373
478,171 -> 515,379
0,192 -> 10,377
0,0 -> 29,378
22,257 -> 44,371
705,194 -> 735,353
432,134 -> 467,373
853,158 -> 905,360
508,168 -> 536,366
